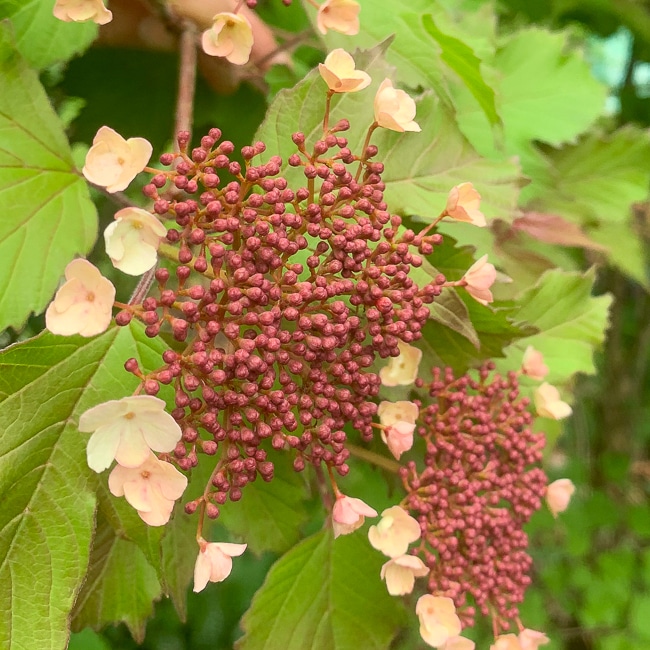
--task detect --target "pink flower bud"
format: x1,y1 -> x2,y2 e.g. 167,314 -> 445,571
104,207 -> 167,276
380,554 -> 428,595
545,478 -> 575,518
379,341 -> 422,387
462,254 -> 496,305
534,383 -> 572,420
374,79 -> 420,133
45,259 -> 115,337
108,452 -> 187,526
522,346 -> 549,381
83,126 -> 152,192
368,506 -> 421,557
316,0 -> 360,35
318,49 -> 371,93
416,595 -> 462,648
193,539 -> 247,592
332,494 -> 377,538
79,395 -> 182,472
201,13 -> 254,65
53,0 -> 112,25
445,183 -> 486,227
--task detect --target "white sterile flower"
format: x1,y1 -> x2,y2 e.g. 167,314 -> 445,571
316,0 -> 360,35
332,494 -> 378,538
445,183 -> 486,227
53,0 -> 112,25
201,12 -> 254,65
416,595 -> 463,648
490,634 -> 523,650
522,346 -> 549,381
534,383 -> 572,420
377,400 -> 419,459
83,126 -> 152,193
381,554 -> 429,595
108,452 -> 187,526
374,78 -> 420,133
193,539 -> 247,592
519,628 -> 550,650
463,254 -> 497,305
45,259 -> 115,337
79,395 -> 182,473
545,478 -> 575,518
379,341 -> 422,387
104,207 -> 167,276
368,506 -> 421,557
441,637 -> 476,650
318,49 -> 371,93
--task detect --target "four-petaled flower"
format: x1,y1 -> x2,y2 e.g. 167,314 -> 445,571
380,554 -> 429,595
522,346 -> 549,381
201,12 -> 254,65
368,506 -> 421,557
545,478 -> 575,518
53,0 -> 112,25
83,126 -> 152,193
519,629 -> 550,650
319,49 -> 371,93
445,183 -> 486,227
377,401 -> 419,459
45,259 -> 115,337
79,395 -> 182,473
534,383 -> 572,420
416,595 -> 463,648
462,254 -> 496,305
108,452 -> 188,526
193,539 -> 248,592
104,207 -> 167,276
374,78 -> 420,133
316,0 -> 360,35
379,341 -> 422,387
332,494 -> 377,538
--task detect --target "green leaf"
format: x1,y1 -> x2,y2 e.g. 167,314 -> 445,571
0,0 -> 97,69
499,269 -> 613,385
160,506 -> 198,621
456,28 -> 607,153
219,453 -> 309,555
238,529 -> 407,650
70,514 -> 162,643
421,13 -> 499,126
255,45 -> 520,222
0,23 -> 97,332
0,324 -> 169,650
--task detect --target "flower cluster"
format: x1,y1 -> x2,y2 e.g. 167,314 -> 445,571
399,364 -> 549,634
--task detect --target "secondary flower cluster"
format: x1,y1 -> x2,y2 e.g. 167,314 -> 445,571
403,364 -> 548,632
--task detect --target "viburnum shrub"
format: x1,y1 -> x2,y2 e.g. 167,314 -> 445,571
27,2 -> 585,649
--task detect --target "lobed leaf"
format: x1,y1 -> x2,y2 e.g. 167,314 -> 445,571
237,529 -> 407,650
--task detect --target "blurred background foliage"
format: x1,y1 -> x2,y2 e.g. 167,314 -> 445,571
1,0 -> 649,647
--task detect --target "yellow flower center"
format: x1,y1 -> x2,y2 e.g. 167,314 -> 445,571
140,470 -> 151,479
124,412 -> 136,420
86,291 -> 95,302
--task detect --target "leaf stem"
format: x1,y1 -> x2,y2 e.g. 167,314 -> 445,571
346,443 -> 401,473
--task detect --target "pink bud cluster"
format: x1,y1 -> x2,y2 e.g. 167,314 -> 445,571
116,125 -> 443,518
402,364 -> 547,631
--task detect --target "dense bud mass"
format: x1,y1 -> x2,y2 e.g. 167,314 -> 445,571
117,124 -> 443,514
403,364 -> 547,631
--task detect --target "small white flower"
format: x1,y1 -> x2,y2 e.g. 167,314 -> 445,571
380,554 -> 429,595
534,383 -> 572,420
193,539 -> 247,592
79,395 -> 182,472
368,506 -> 421,557
104,207 -> 167,276
201,12 -> 254,65
53,0 -> 112,25
379,342 -> 422,387
374,79 -> 420,133
332,494 -> 377,538
318,49 -> 371,93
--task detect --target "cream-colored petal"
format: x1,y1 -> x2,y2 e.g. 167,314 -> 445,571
86,423 -> 123,472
